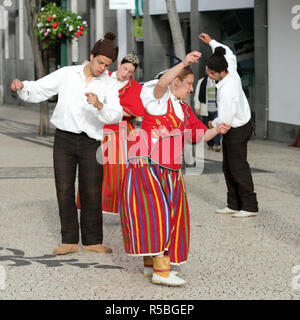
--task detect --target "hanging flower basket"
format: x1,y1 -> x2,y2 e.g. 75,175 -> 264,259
34,3 -> 88,50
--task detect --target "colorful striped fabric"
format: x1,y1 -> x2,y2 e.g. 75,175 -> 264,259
101,121 -> 134,214
119,160 -> 190,265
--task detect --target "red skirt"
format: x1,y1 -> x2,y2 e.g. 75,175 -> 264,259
119,160 -> 190,265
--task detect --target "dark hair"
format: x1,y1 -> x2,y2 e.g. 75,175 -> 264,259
120,58 -> 138,70
207,46 -> 228,73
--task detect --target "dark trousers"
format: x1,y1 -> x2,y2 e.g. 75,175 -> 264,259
222,122 -> 258,212
202,111 -> 221,147
53,129 -> 103,245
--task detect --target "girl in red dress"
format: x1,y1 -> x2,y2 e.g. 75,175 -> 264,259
102,52 -> 144,214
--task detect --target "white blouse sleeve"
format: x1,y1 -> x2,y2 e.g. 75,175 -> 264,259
17,67 -> 65,103
140,79 -> 170,115
97,87 -> 123,124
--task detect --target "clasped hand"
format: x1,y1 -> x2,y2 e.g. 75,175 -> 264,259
85,92 -> 102,110
216,123 -> 231,134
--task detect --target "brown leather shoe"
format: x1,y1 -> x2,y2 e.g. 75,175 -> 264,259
82,244 -> 112,253
53,244 -> 78,255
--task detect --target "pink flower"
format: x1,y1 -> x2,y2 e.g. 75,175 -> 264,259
46,17 -> 51,22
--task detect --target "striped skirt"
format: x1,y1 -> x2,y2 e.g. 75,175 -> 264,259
119,160 -> 190,265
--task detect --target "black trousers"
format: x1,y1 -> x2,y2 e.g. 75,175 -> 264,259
53,129 -> 103,245
222,122 -> 258,212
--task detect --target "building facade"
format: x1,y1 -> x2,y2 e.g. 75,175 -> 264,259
0,0 -> 299,143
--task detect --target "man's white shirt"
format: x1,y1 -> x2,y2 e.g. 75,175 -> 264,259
17,65 -> 123,140
209,39 -> 251,129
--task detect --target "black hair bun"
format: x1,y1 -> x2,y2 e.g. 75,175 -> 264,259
104,32 -> 116,40
214,46 -> 226,56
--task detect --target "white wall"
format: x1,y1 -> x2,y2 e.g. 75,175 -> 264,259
149,0 -> 254,15
268,0 -> 300,125
198,0 -> 254,11
149,0 -> 190,15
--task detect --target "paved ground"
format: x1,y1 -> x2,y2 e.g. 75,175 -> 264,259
0,103 -> 299,300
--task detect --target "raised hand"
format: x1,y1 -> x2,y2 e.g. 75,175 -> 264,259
11,79 -> 24,91
183,51 -> 202,67
85,92 -> 103,110
198,33 -> 212,44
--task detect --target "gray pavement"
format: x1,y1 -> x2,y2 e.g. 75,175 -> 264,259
0,103 -> 299,300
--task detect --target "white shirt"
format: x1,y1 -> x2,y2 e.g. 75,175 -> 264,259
110,71 -> 129,91
17,65 -> 123,140
141,79 -> 184,121
209,39 -> 251,128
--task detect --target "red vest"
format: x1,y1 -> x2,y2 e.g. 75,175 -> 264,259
128,99 -> 208,170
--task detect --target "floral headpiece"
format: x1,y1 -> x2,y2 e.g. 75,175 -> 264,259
124,51 -> 140,66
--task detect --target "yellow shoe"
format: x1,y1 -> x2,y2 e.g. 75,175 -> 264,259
53,244 -> 78,255
214,146 -> 221,152
143,256 -> 179,277
82,244 -> 112,253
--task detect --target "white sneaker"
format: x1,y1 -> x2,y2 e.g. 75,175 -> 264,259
152,272 -> 185,287
144,267 -> 178,277
231,210 -> 258,218
216,207 -> 238,214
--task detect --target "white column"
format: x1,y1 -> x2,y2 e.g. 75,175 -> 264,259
117,9 -> 127,62
0,29 -> 3,104
95,0 -> 104,40
18,0 -> 24,60
4,10 -> 9,59
71,0 -> 78,63
0,5 -> 4,104
0,5 -> 5,29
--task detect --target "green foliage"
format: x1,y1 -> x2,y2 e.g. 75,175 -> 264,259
34,2 -> 88,50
